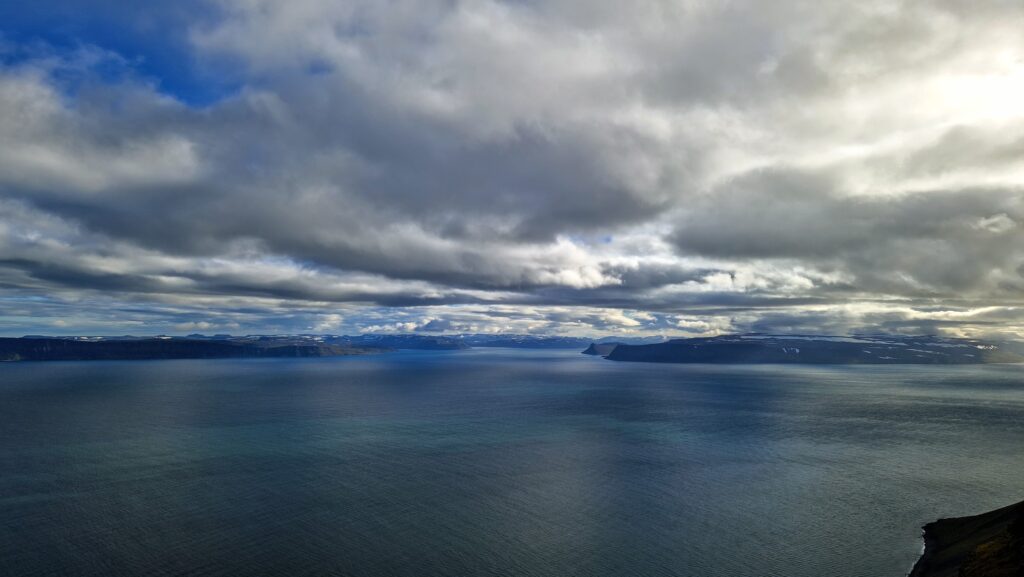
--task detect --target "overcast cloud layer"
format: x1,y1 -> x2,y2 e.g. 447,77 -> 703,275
2,0 -> 1024,337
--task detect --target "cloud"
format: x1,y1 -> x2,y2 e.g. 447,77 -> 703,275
310,313 -> 344,332
2,1 -> 1024,337
670,168 -> 1024,297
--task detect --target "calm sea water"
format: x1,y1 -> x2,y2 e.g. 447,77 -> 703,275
2,349 -> 1024,577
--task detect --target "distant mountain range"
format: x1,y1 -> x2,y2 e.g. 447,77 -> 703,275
0,333 -> 666,362
0,335 -> 381,362
4,333 -> 1022,363
583,334 -> 1024,364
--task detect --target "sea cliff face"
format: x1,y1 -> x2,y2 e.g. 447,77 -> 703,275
910,500 -> 1024,577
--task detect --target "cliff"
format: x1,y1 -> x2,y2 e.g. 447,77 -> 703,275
910,500 -> 1024,577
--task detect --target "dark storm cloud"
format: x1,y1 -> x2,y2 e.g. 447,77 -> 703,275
671,168 -> 1024,297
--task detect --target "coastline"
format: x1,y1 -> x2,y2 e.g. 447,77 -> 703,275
909,500 -> 1024,577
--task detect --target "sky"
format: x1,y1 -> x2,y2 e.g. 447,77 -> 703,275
2,1 -> 1024,338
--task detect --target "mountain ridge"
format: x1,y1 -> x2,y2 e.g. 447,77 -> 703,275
586,334 -> 1022,364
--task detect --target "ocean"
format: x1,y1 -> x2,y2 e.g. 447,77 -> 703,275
2,349 -> 1023,576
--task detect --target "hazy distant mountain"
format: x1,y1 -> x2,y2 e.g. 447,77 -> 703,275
398,334 -> 663,349
334,334 -> 666,350
582,343 -> 621,356
325,334 -> 470,350
588,334 -> 1023,364
459,335 -> 590,349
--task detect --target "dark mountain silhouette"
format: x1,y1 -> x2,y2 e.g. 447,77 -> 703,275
910,500 -> 1024,577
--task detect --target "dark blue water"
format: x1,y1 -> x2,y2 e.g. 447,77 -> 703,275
2,349 -> 1024,577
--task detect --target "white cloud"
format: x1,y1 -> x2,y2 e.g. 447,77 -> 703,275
311,314 -> 344,332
